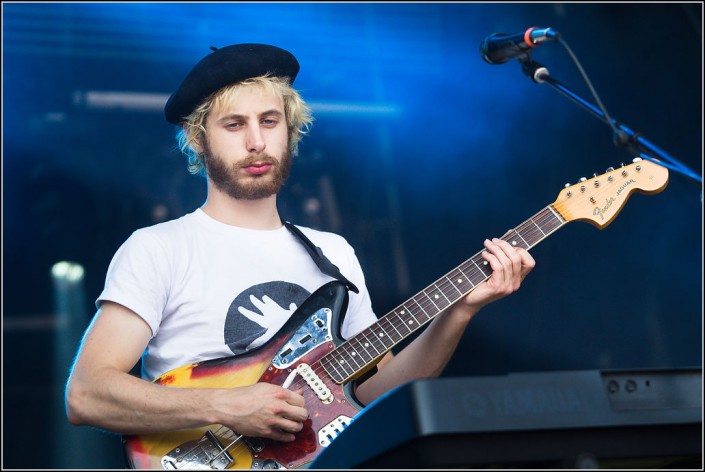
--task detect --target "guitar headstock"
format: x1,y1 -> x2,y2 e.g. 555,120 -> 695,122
552,158 -> 669,228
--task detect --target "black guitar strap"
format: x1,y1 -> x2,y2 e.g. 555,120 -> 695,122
282,220 -> 360,294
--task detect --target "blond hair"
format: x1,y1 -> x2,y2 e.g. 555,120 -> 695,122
176,75 -> 313,177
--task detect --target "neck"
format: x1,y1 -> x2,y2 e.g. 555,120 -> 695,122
201,186 -> 282,230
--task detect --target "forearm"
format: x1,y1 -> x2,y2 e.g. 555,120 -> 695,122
66,366 -> 220,435
355,303 -> 478,405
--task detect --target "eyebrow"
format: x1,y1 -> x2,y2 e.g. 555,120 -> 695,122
216,109 -> 284,124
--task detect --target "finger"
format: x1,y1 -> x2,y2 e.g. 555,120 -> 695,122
277,416 -> 305,434
518,248 -> 536,277
493,238 -> 522,268
482,239 -> 511,281
267,429 -> 297,443
284,388 -> 306,408
493,239 -> 524,287
281,404 -> 309,422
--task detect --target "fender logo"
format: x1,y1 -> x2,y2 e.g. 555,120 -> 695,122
593,178 -> 636,221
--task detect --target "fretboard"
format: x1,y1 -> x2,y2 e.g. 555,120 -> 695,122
319,205 -> 567,384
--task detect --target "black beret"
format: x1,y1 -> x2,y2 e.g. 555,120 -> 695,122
164,43 -> 300,124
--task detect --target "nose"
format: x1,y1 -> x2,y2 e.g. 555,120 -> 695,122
246,125 -> 265,154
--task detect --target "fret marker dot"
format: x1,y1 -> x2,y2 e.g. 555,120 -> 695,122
483,261 -> 488,266
352,352 -> 357,356
457,278 -> 463,283
339,360 -> 345,364
364,343 -> 369,347
408,320 -> 414,325
434,294 -> 439,299
378,332 -> 384,337
400,310 -> 405,315
511,241 -> 517,246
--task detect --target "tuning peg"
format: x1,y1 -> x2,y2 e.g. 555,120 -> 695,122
564,183 -> 573,198
631,156 -> 643,171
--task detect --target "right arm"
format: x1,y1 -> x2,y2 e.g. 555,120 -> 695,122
65,301 -> 308,442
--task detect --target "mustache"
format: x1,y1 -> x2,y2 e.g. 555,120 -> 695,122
237,154 -> 277,167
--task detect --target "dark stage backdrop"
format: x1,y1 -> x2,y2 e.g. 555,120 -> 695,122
2,2 -> 702,469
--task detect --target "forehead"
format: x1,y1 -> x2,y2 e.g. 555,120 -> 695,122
210,83 -> 285,117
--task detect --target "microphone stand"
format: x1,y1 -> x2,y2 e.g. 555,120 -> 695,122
518,58 -> 702,188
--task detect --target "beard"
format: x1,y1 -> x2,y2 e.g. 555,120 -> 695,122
202,141 -> 292,201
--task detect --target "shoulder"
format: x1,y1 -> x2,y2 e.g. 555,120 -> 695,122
120,210 -> 200,256
130,210 -> 199,241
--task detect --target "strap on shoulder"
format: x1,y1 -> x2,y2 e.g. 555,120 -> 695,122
282,220 -> 360,294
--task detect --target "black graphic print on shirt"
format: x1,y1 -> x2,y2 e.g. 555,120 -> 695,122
224,281 -> 311,356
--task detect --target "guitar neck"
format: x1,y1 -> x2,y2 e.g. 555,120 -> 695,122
321,205 -> 567,384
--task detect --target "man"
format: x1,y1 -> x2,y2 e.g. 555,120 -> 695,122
66,43 -> 534,450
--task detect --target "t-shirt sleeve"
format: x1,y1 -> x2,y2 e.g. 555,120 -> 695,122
96,229 -> 171,337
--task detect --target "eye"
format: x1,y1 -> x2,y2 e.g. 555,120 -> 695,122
225,122 -> 243,129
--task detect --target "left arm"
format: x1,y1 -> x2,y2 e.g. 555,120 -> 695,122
355,238 -> 535,405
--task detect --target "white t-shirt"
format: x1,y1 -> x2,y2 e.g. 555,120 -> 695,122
97,208 -> 378,380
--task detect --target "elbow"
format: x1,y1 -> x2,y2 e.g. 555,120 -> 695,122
65,377 -> 90,426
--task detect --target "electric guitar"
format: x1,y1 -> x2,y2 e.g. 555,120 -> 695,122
123,157 -> 669,469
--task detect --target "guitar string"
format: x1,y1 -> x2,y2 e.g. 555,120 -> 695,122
292,208 -> 568,412
311,206 -> 564,383
184,170 -> 619,464
174,207 -> 567,467
275,208 -> 564,393
292,207 -> 564,387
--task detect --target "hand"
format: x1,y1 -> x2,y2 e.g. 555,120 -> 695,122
460,237 -> 535,312
216,383 -> 308,442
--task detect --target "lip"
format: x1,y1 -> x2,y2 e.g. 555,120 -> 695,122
243,162 -> 273,175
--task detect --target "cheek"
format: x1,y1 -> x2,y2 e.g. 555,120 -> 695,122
208,130 -> 243,152
270,127 -> 290,150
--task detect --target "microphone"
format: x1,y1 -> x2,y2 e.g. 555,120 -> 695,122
480,27 -> 559,65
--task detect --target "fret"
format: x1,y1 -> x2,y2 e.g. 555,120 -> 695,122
422,288 -> 443,312
321,204 -> 571,384
410,296 -> 431,322
393,309 -> 414,335
359,329 -> 383,359
385,315 -> 405,341
340,340 -> 364,370
373,323 -> 394,349
336,352 -> 355,379
320,354 -> 344,382
543,207 -> 565,234
529,216 -> 547,237
505,228 -> 529,249
430,281 -> 453,306
455,266 -> 476,290
443,275 -> 464,297
398,306 -> 420,332
471,256 -> 493,280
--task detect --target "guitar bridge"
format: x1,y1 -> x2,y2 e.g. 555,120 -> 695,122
161,430 -> 233,470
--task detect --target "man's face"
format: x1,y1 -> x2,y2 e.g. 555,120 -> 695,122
201,85 -> 291,200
